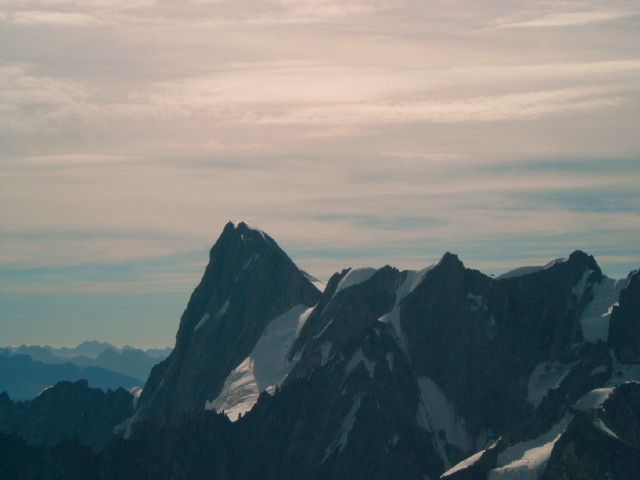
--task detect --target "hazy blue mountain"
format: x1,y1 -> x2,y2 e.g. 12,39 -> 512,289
69,348 -> 166,382
0,342 -> 171,383
0,354 -> 141,400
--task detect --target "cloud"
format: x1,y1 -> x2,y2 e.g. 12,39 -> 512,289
494,10 -> 637,29
1,0 -> 639,305
2,10 -> 103,26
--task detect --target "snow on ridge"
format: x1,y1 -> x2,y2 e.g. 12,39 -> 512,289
496,258 -> 567,280
496,266 -> 543,280
544,257 -> 567,269
398,266 -> 433,301
574,387 -> 614,411
205,303 -> 309,421
488,415 -> 571,480
36,385 -> 54,397
334,267 -> 377,295
379,266 -> 432,355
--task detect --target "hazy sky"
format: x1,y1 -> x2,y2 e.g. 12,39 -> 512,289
1,0 -> 639,348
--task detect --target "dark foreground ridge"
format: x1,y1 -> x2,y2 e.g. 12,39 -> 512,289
1,222 -> 638,480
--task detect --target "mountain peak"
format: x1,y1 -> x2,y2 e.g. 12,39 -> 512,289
566,250 -> 603,279
438,251 -> 464,269
220,220 -> 269,243
134,221 -> 321,425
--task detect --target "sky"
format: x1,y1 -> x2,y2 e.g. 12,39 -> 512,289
1,0 -> 639,348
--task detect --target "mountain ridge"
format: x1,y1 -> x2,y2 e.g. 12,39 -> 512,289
1,221 -> 638,480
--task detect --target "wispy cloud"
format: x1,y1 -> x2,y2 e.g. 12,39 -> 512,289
494,10 -> 637,29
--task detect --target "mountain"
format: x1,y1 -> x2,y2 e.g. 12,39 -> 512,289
70,348 -> 164,382
0,342 -> 171,384
0,380 -> 134,450
0,354 -> 141,400
133,221 -> 321,426
0,221 -> 638,480
55,341 -> 116,359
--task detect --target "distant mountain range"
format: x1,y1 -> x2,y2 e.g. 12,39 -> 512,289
0,341 -> 171,400
1,221 -> 638,480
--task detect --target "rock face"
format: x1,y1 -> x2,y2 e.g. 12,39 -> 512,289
0,380 -> 133,450
134,221 -> 321,426
609,270 -> 640,363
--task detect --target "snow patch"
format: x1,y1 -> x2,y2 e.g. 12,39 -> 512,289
572,269 -> 593,298
590,365 -> 607,376
574,387 -> 614,411
488,415 -> 571,480
580,276 -> 627,343
205,304 -> 309,420
206,357 -> 258,421
335,267 -> 377,295
129,386 -> 143,409
497,258 -> 566,280
544,258 -> 567,269
397,266 -> 433,300
497,266 -> 544,280
442,449 -> 486,477
526,362 -> 575,407
593,418 -> 619,440
36,385 -> 53,397
379,307 -> 409,354
415,376 -> 477,467
296,306 -> 315,337
379,266 -> 433,355
323,393 -> 363,461
194,299 -> 230,332
194,313 -> 210,332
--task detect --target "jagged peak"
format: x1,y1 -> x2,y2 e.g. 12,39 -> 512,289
222,220 -> 269,241
562,250 -> 603,281
437,251 -> 465,270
